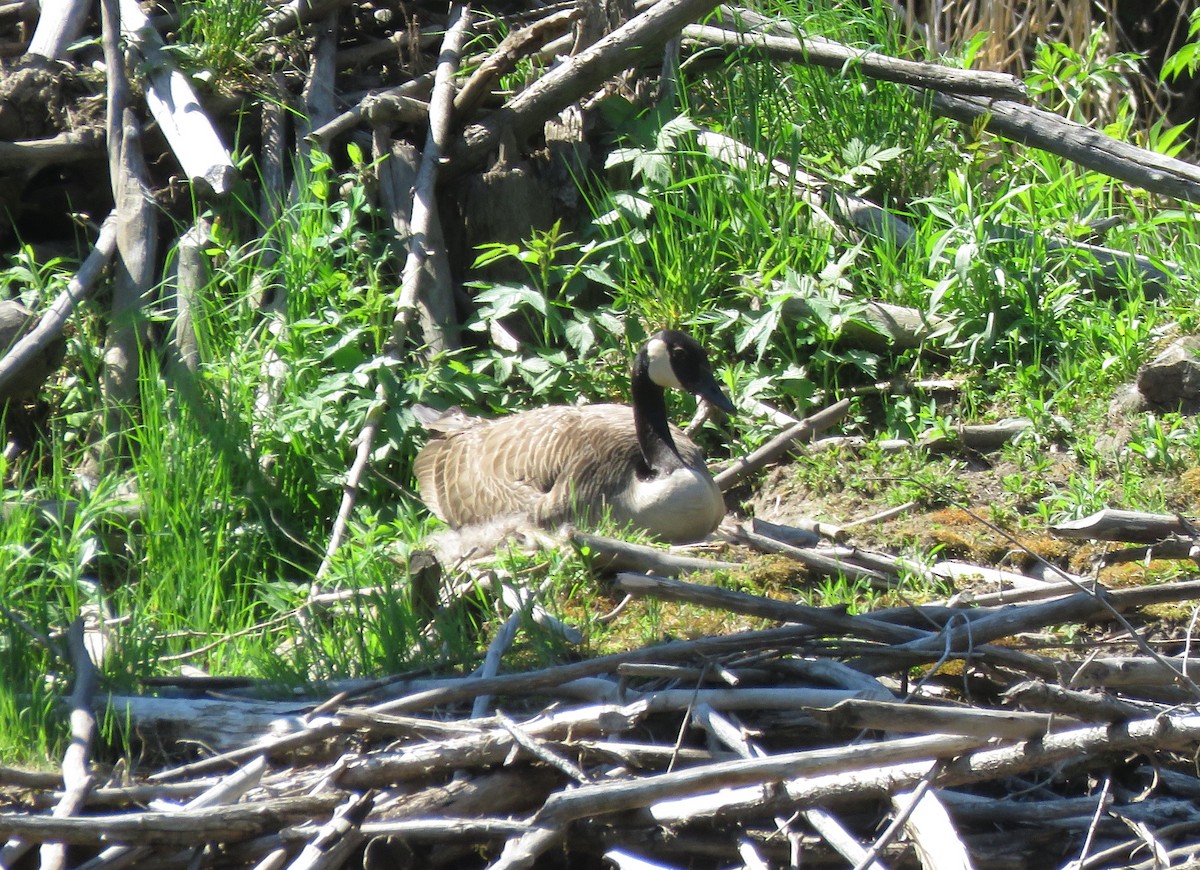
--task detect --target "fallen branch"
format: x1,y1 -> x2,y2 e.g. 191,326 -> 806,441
932,92 -> 1200,205
714,398 -> 850,491
0,211 -> 116,398
314,4 -> 473,583
0,796 -> 343,848
118,0 -> 236,194
687,21 -> 1025,98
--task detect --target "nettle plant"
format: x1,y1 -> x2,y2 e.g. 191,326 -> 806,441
465,224 -> 630,408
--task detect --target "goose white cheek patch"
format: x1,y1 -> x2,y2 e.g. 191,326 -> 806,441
646,338 -> 683,388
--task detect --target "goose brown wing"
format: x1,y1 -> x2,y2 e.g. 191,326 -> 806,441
413,404 -> 642,527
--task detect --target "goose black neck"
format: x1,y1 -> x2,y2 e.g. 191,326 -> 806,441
631,350 -> 685,477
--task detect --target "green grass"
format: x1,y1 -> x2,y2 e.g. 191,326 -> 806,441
3,0 -> 1200,766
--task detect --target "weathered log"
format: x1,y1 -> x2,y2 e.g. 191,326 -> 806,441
251,0 -> 345,40
0,131 -> 103,167
166,219 -> 207,373
653,712 -> 1200,823
100,105 -> 156,460
454,7 -> 581,117
569,530 -> 741,574
0,796 -> 343,848
75,758 -> 267,869
390,5 -> 470,352
535,730 -> 991,825
613,571 -> 914,641
375,136 -> 454,354
692,704 -> 879,870
931,560 -> 1049,591
284,791 -> 373,870
751,515 -> 843,545
118,0 -> 236,195
309,74 -> 434,148
725,527 -> 892,586
0,620 -> 99,869
890,786 -> 972,870
686,21 -> 1026,99
1051,508 -> 1192,544
105,694 -> 310,754
336,703 -> 646,789
809,697 -> 1076,739
714,398 -> 850,491
23,0 -> 89,59
148,625 -> 822,780
1003,680 -> 1152,724
932,92 -> 1200,205
922,418 -> 1033,453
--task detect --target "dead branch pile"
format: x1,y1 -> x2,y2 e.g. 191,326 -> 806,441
8,521 -> 1200,868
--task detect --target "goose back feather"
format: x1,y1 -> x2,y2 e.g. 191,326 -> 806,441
413,331 -> 733,543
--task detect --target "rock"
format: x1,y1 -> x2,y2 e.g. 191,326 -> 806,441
1136,336 -> 1200,411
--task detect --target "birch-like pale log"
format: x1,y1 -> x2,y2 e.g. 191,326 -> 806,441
118,0 -> 236,194
24,0 -> 89,58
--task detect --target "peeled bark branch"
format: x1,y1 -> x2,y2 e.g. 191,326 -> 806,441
686,21 -> 1027,99
118,0 -> 236,195
452,0 -> 724,167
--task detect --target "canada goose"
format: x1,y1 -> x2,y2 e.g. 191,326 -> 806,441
413,330 -> 735,543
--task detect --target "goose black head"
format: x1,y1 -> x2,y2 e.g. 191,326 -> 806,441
643,329 -> 736,414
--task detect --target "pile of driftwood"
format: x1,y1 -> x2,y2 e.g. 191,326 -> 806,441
8,505 -> 1200,868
